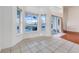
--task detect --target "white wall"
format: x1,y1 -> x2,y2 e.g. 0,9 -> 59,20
0,7 -> 23,49
0,7 -> 4,50
23,6 -> 63,39
0,6 -> 63,49
64,7 -> 79,32
63,7 -> 68,30
23,6 -> 63,17
12,7 -> 24,47
0,7 -> 15,49
49,6 -> 63,17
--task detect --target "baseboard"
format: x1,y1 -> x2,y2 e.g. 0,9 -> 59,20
63,30 -> 79,34
0,48 -> 1,52
52,33 -> 65,38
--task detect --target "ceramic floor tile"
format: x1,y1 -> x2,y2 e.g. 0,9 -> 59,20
30,47 -> 40,53
21,45 -> 32,52
39,42 -> 48,47
11,45 -> 21,53
27,42 -> 39,49
38,48 -> 52,53
46,45 -> 58,52
1,48 -> 11,53
54,41 -> 74,53
21,47 -> 32,53
54,49 -> 68,53
69,44 -> 79,53
36,44 -> 46,50
1,36 -> 78,53
11,48 -> 21,53
50,40 -> 65,49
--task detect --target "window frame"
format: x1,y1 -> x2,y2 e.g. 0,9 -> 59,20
24,13 -> 38,33
16,7 -> 22,34
41,14 -> 46,31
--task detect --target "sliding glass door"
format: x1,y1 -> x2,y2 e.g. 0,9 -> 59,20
51,16 -> 61,34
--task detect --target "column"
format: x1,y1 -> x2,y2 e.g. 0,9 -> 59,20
37,14 -> 42,35
46,13 -> 51,36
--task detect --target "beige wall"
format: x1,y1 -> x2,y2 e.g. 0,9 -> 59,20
63,7 -> 68,30
64,6 -> 79,32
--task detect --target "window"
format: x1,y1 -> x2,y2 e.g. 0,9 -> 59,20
16,9 -> 21,33
41,15 -> 46,31
24,13 -> 38,32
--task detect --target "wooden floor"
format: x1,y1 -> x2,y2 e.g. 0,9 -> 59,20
61,33 -> 79,44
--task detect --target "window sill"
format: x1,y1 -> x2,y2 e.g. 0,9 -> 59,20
16,32 -> 23,37
24,31 -> 38,33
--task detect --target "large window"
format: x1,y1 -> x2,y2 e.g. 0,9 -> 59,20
41,15 -> 46,31
24,13 -> 38,32
16,9 -> 21,33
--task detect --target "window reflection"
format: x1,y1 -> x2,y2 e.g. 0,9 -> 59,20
24,14 -> 38,32
41,15 -> 46,31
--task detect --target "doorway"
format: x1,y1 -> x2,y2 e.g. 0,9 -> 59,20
51,16 -> 61,35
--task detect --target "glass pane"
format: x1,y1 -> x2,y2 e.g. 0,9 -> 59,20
16,10 -> 20,33
32,15 -> 38,31
51,16 -> 60,34
24,14 -> 38,32
41,15 -> 46,31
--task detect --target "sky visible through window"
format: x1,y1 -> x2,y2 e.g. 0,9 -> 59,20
24,15 -> 46,24
41,16 -> 46,23
41,15 -> 46,31
16,13 -> 46,32
24,15 -> 38,24
24,15 -> 38,32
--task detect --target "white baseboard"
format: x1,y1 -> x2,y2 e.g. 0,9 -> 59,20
52,33 -> 66,38
0,48 -> 1,52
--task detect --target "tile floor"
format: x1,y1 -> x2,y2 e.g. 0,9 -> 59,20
1,36 -> 79,53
